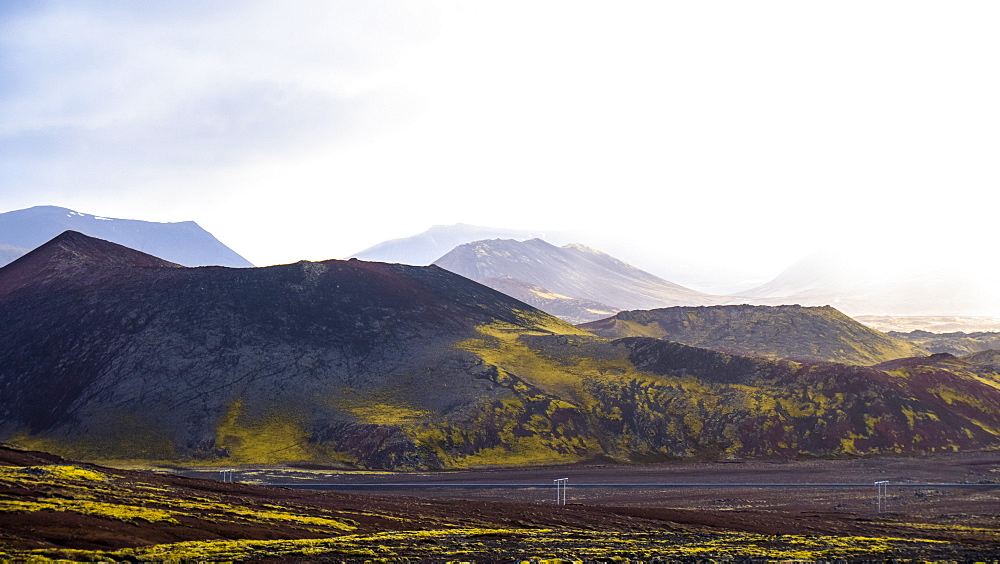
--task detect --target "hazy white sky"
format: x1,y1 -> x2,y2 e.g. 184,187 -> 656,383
2,1 -> 998,283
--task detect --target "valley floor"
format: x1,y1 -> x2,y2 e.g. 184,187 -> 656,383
171,450 -> 1000,527
3,446 -> 1000,561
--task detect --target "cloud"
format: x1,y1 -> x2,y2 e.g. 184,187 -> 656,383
0,0 -> 433,198
2,1 -> 999,276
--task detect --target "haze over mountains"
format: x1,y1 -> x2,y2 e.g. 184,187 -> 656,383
350,223 -> 757,294
5,230 -> 1000,468
434,238 -> 719,323
0,245 -> 24,267
743,249 -> 1000,317
356,225 -> 1000,322
3,207 -> 997,323
350,224 -> 564,266
0,206 -> 253,268
473,275 -> 618,325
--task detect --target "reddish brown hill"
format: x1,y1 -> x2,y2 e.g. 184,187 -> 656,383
0,230 -> 179,297
0,232 -> 592,468
434,238 -> 717,316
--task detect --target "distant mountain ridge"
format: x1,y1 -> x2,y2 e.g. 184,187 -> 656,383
434,238 -> 719,320
963,349 -> 1000,370
580,304 -> 928,366
889,330 -> 1000,356
350,224 -> 566,265
0,206 -> 253,268
349,223 -> 762,294
352,225 -> 1000,320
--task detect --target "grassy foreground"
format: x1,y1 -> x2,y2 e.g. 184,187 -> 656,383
1,445 -> 996,561
2,528 -> 956,562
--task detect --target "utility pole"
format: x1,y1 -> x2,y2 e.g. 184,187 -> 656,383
875,480 -> 889,513
554,478 -> 568,505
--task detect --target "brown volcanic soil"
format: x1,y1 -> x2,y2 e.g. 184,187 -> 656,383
3,444 -> 1000,560
56,450 -> 996,559
178,451 -> 1000,531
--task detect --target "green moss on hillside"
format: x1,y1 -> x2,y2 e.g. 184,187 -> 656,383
581,305 -> 928,365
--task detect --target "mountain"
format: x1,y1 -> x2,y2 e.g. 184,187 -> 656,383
350,223 -> 767,294
5,232 -> 1000,468
579,305 -> 928,366
349,223 -> 565,265
0,231 -> 595,468
962,349 -> 1000,370
0,230 -> 180,297
505,335 -> 1000,459
476,275 -> 618,325
889,330 -> 1000,356
741,249 -> 1000,317
0,205 -> 253,268
434,238 -> 719,316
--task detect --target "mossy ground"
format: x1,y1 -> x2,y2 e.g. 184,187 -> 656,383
0,528 -> 958,562
2,445 -> 999,562
582,305 -> 929,366
446,321 -> 1000,464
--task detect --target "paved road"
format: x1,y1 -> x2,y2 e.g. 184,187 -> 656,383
265,481 -> 1000,490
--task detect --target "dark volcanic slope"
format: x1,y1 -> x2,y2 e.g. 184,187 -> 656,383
0,231 -> 590,468
5,233 -> 1000,468
434,238 -> 718,312
580,304 -> 928,366
0,230 -> 180,297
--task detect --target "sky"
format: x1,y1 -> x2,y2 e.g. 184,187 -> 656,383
2,1 -> 999,288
